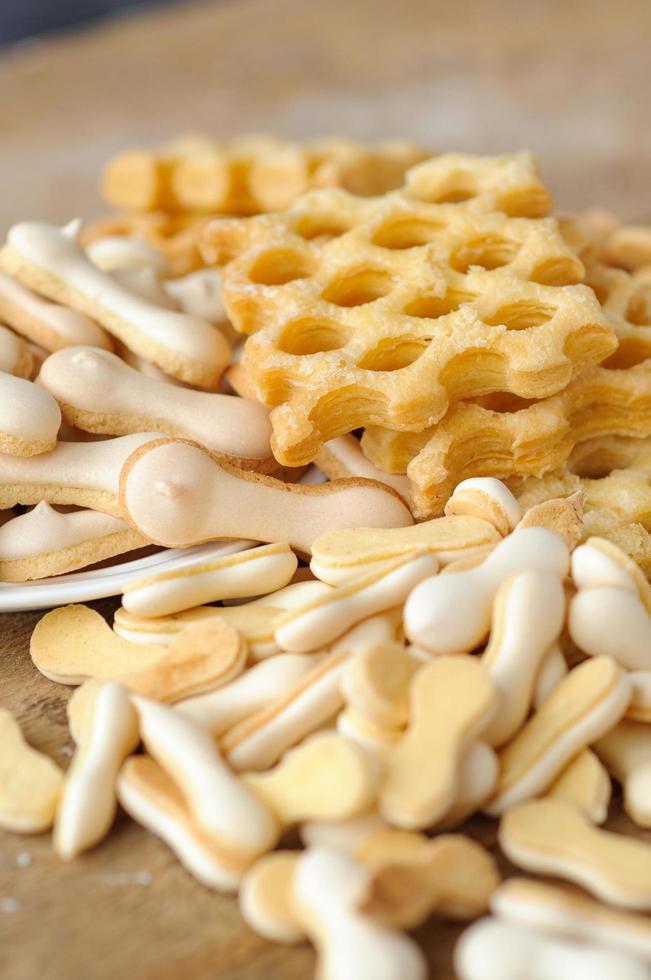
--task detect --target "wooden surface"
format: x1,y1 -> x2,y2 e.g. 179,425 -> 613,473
2,1 -> 651,977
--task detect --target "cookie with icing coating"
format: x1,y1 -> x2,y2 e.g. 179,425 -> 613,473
0,371 -> 61,456
0,323 -> 35,378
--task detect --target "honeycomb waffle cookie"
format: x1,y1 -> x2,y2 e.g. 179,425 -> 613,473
0,221 -> 231,389
0,501 -> 148,582
81,212 -> 210,278
102,135 -> 428,215
207,153 -> 615,466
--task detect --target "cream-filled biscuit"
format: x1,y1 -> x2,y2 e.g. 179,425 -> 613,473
119,437 -> 413,552
122,542 -> 298,618
569,586 -> 651,671
444,478 -> 522,536
0,502 -> 147,582
0,221 -> 230,388
545,749 -> 611,824
39,347 -> 275,468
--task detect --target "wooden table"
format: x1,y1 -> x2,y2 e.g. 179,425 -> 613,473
2,1 -> 651,976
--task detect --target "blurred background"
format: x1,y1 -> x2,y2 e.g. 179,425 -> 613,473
1,0 -> 650,225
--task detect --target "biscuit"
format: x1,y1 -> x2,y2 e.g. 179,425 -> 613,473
31,604 -> 167,685
39,346 -> 276,468
569,586 -> 651,670
0,268 -> 113,352
545,749 -> 611,824
492,877 -> 651,962
0,709 -> 63,833
81,212 -> 210,278
174,652 -> 320,735
0,432 -> 158,515
275,554 -> 438,653
242,732 -> 377,825
314,435 -> 412,504
103,135 -> 427,214
532,643 -> 568,708
0,221 -> 231,388
122,542 -> 298,618
0,370 -> 61,456
454,916 -> 649,980
486,657 -> 630,815
500,797 -> 651,911
309,512 -> 500,585
240,851 -> 305,943
515,491 -> 585,550
54,683 -> 139,859
380,656 -> 497,829
0,323 -> 35,378
118,437 -> 413,552
0,502 -> 148,582
86,234 -> 169,274
601,225 -> 651,273
355,830 -> 500,928
341,642 -> 424,730
404,526 -> 569,655
480,570 -> 566,747
132,696 -> 278,859
444,477 -> 522,536
210,154 -> 614,467
292,846 -> 427,980
118,756 -> 248,891
594,721 -> 651,829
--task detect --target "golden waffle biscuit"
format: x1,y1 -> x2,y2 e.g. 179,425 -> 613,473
207,154 -> 614,467
102,135 -> 428,215
81,212 -> 210,277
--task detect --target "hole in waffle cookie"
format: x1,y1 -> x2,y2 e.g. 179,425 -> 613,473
483,300 -> 556,330
449,235 -> 519,273
403,289 -> 478,318
604,339 -> 651,370
430,186 -> 476,204
322,269 -> 393,307
627,290 -> 651,326
249,248 -> 313,285
358,337 -> 429,371
530,257 -> 580,286
293,214 -> 353,241
278,317 -> 349,355
372,217 -> 444,250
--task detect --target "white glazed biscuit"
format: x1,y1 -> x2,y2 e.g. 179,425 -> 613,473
315,435 -> 412,504
0,221 -> 230,388
0,371 -> 61,456
39,347 -> 275,468
0,323 -> 35,378
0,269 -> 113,352
119,437 -> 413,553
0,502 -> 147,582
404,527 -> 569,654
445,478 -> 522,536
122,542 -> 298,618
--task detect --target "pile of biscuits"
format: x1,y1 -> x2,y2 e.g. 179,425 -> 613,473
4,138 -> 651,979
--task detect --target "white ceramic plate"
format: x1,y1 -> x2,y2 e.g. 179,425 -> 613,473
0,540 -> 250,612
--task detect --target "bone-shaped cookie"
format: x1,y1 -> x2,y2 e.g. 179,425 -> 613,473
486,657 -> 630,815
240,851 -> 306,943
132,696 -> 278,859
441,741 -> 500,828
309,513 -> 500,585
54,683 -> 139,859
39,346 -> 275,468
122,542 -> 298,618
119,438 -> 413,552
117,756 -> 248,891
354,829 -> 500,928
545,749 -> 611,824
242,732 -> 376,825
0,709 -> 63,833
293,847 -> 427,980
454,916 -> 650,980
532,643 -> 568,708
481,570 -> 566,746
0,431 -> 158,515
275,554 -> 438,653
595,721 -> 651,828
0,370 -> 61,456
342,642 -> 424,730
0,323 -> 34,378
0,502 -> 147,582
500,797 -> 651,910
315,434 -> 412,504
222,613 -> 397,771
627,672 -> 651,723
380,656 -> 497,829
571,537 -> 651,606
0,268 -> 112,352
0,221 -> 231,388
444,477 -> 522,536
404,526 -> 569,654
491,877 -> 651,963
569,587 -> 651,670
